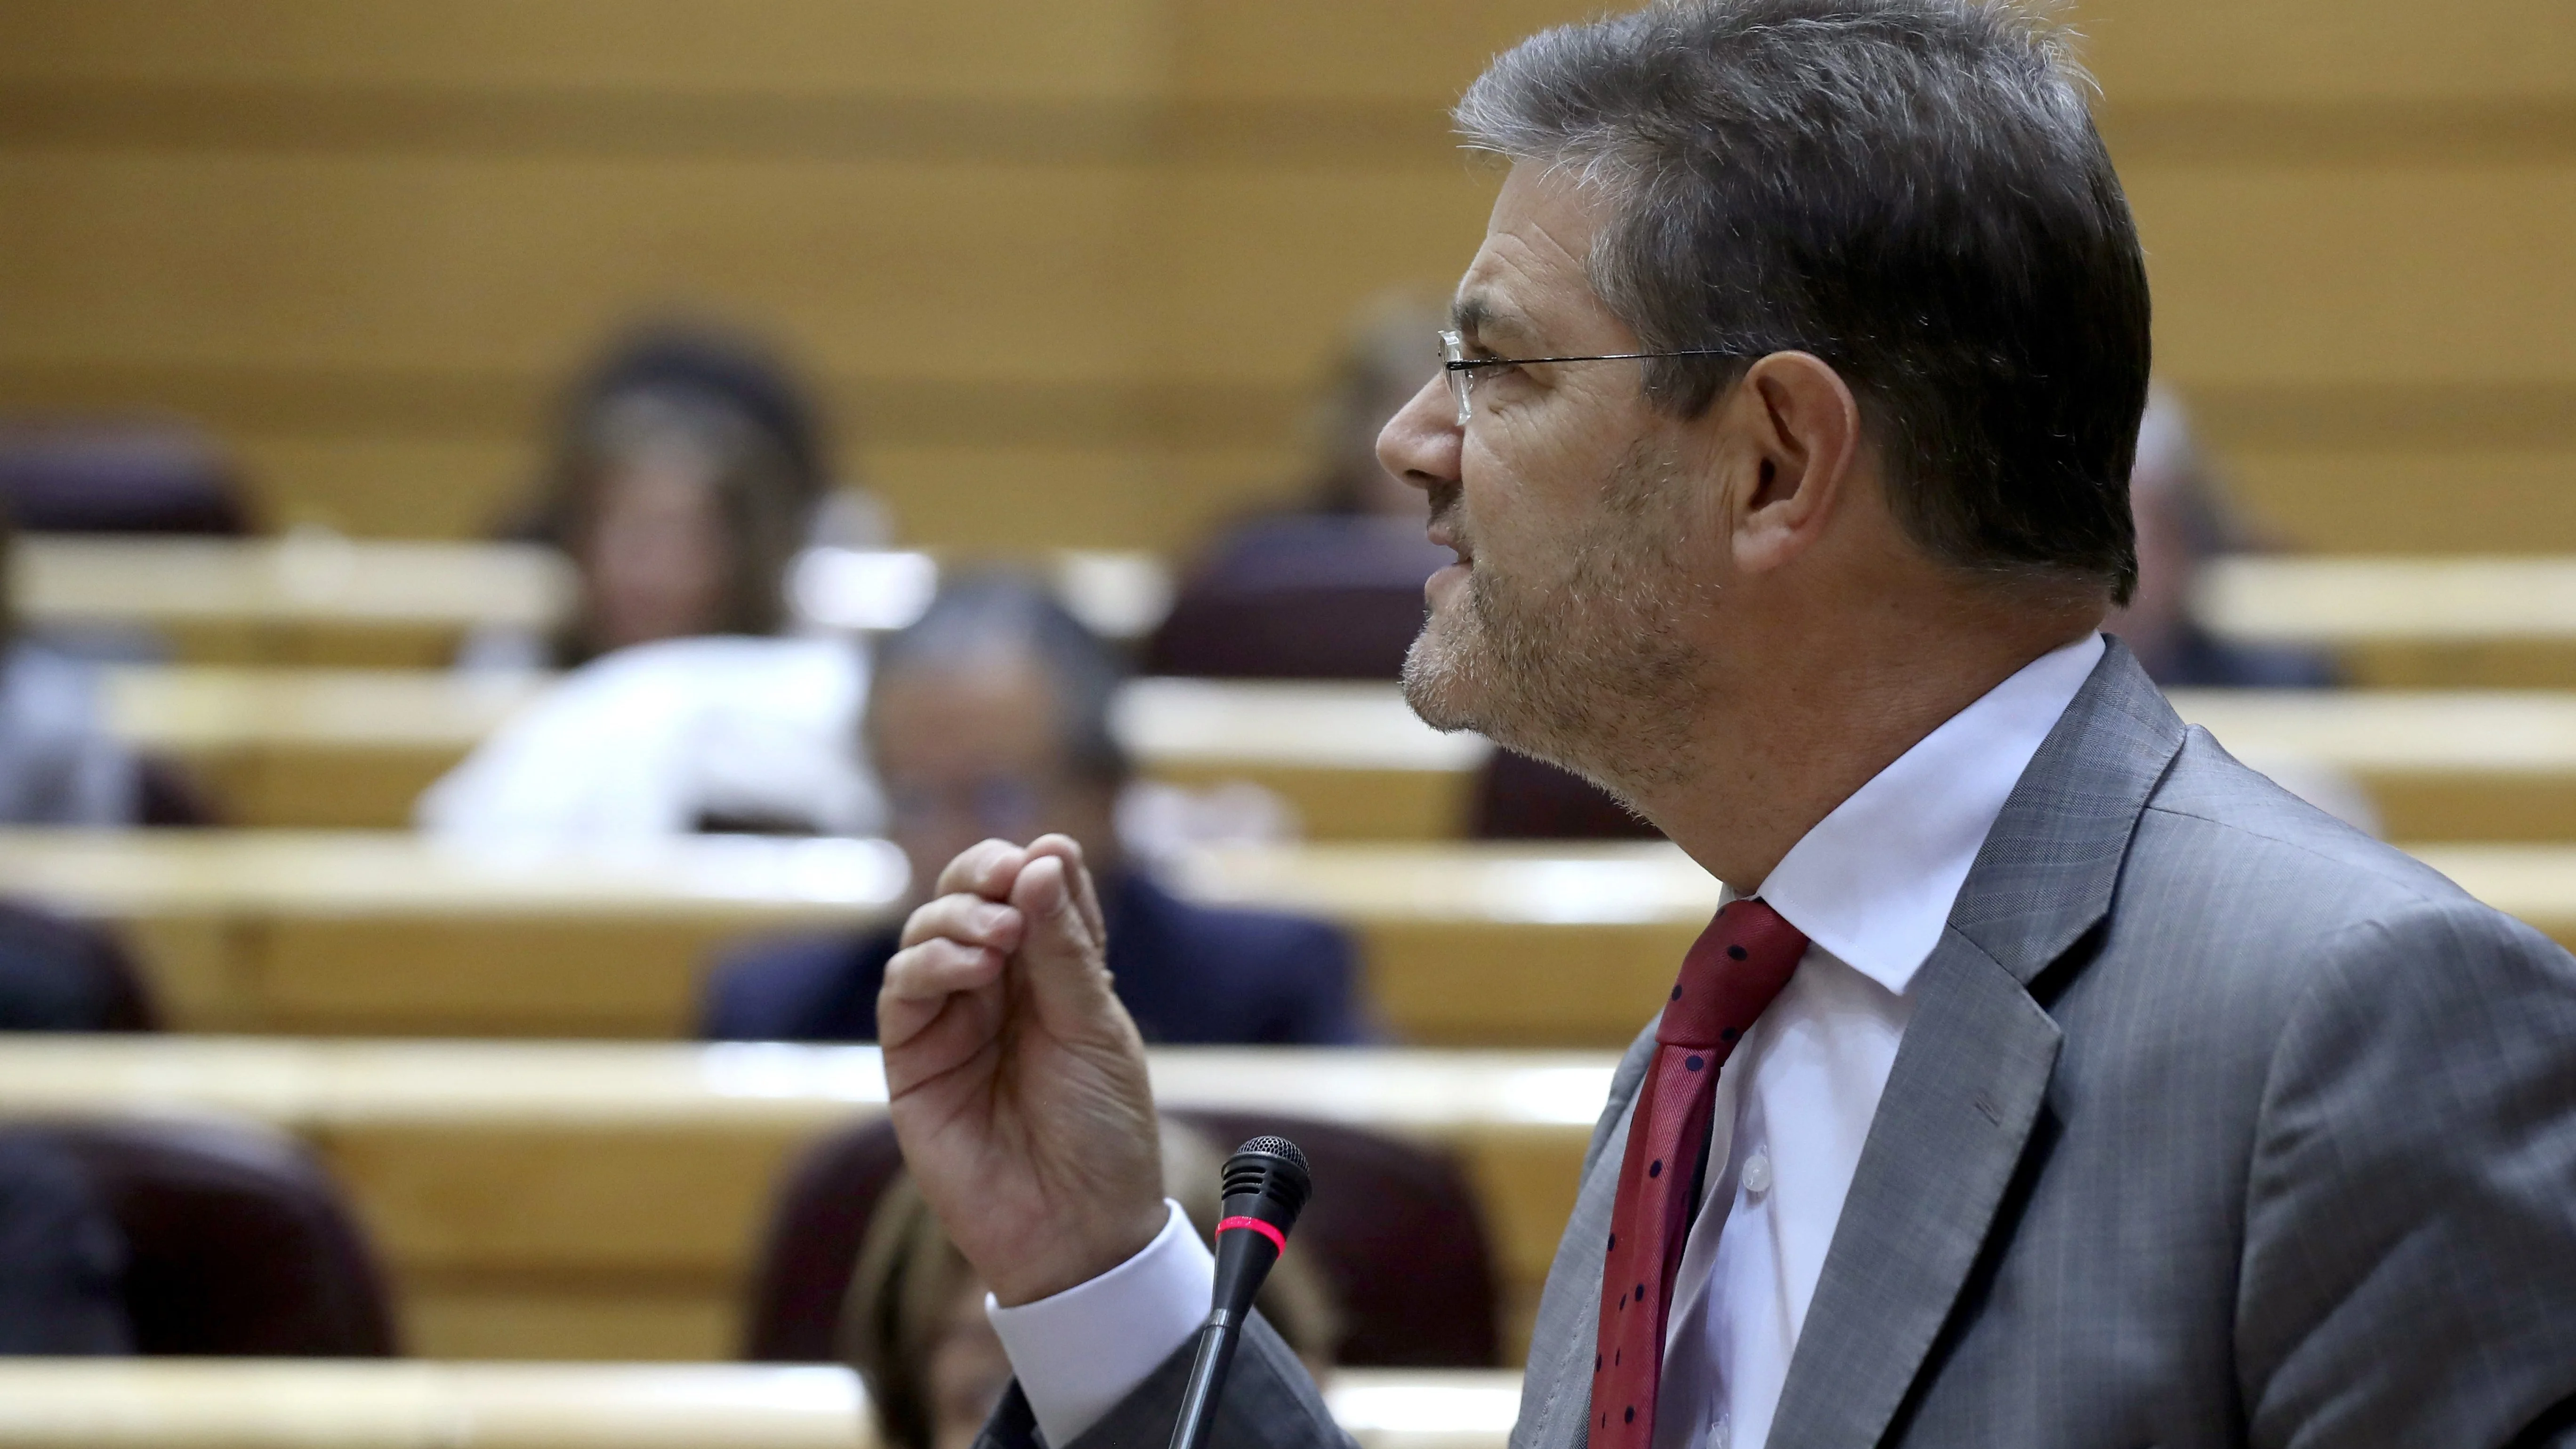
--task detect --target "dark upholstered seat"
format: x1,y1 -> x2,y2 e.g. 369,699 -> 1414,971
0,902 -> 156,1033
1144,516 -> 1447,681
43,1117 -> 398,1355
0,422 -> 250,535
743,1110 -> 1503,1369
1471,751 -> 1662,842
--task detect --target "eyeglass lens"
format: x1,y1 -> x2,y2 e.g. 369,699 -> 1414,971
1438,329 -> 1473,425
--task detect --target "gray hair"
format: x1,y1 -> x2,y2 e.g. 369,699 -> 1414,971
1456,0 -> 2150,600
868,572 -> 1130,785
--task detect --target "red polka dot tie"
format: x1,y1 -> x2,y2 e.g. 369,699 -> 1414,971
1589,897 -> 1807,1449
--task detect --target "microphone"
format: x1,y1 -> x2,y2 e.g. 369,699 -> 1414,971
1167,1135 -> 1312,1449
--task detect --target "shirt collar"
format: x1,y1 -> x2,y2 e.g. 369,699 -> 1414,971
1751,632 -> 2105,996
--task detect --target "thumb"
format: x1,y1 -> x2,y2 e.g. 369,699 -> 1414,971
1007,854 -> 1121,1030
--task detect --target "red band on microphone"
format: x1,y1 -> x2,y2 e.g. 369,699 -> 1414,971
1216,1215 -> 1286,1253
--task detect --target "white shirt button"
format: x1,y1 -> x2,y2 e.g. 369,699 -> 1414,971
1740,1149 -> 1773,1198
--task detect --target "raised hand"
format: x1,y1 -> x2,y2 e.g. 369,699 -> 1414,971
877,834 -> 1168,1305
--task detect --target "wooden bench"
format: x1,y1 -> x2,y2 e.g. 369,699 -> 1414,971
105,658 -> 2576,838
102,671 -> 1487,838
23,538 -> 1169,673
0,1360 -> 1514,1449
18,536 -> 570,669
0,1038 -> 1611,1368
46,542 -> 2576,686
15,831 -> 2576,1045
0,831 -> 1712,1045
0,831 -> 905,1037
0,1361 -> 869,1449
2200,555 -> 2576,688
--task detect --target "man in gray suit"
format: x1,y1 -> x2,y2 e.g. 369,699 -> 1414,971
876,2 -> 2576,1445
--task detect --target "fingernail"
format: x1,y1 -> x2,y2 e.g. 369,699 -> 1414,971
974,904 -> 1015,935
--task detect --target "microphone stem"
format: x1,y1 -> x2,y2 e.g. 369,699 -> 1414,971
1166,1307 -> 1242,1449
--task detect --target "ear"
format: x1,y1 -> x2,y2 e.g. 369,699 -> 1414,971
1711,352 -> 1862,576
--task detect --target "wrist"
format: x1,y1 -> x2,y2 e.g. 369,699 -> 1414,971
989,1197 -> 1173,1307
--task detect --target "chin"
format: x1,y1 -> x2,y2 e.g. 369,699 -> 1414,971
1399,614 -> 1488,734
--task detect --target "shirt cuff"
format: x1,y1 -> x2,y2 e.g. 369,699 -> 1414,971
985,1199 -> 1215,1448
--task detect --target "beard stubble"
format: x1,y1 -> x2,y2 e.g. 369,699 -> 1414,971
1401,441 -> 1712,807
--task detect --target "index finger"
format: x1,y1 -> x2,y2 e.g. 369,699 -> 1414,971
936,839 -> 1030,902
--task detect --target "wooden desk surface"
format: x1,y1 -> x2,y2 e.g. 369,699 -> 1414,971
0,831 -> 904,1037
2202,555 -> 2576,645
0,1361 -> 866,1449
0,831 -> 1713,1045
18,537 -> 571,631
23,539 -> 1168,671
107,661 -> 2576,837
38,542 -> 2576,682
2202,555 -> 2576,687
0,1361 -> 1516,1449
16,831 -> 2576,1045
0,1039 -> 1610,1366
19,536 -> 570,668
104,669 -> 1487,837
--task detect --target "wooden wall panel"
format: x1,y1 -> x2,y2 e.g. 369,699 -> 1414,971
2226,449 -> 2576,555
2126,166 -> 2576,388
2076,0 -> 2576,103
0,0 -> 2567,555
0,0 -> 1167,99
0,154 -> 1147,378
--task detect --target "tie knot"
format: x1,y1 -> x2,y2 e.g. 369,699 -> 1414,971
1658,898 -> 1807,1048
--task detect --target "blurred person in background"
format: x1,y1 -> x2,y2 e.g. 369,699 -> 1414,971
2109,383 -> 2337,690
421,324 -> 880,838
701,573 -> 1370,1045
0,505 -> 140,827
465,322 -> 851,672
842,1119 -> 1335,1449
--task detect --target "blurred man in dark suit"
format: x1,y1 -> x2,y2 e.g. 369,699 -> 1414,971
701,575 -> 1369,1046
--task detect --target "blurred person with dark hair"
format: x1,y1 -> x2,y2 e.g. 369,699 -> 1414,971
700,574 -> 1368,1045
466,320 -> 877,671
844,1120 -> 1334,1449
2108,384 -> 2336,690
0,1130 -> 132,1354
424,323 -> 881,838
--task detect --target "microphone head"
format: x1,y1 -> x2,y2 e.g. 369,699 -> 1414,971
1221,1135 -> 1313,1234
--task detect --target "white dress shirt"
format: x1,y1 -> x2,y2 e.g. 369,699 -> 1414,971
988,633 -> 2105,1449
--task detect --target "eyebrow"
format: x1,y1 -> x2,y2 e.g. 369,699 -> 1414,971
1451,294 -> 1538,353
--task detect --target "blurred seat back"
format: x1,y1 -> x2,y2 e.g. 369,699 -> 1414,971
0,421 -> 250,535
1146,516 -> 1447,680
46,1117 -> 397,1354
1472,751 -> 1662,842
0,902 -> 155,1032
744,1110 -> 1502,1368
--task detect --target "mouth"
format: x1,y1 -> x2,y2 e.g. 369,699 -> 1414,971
1425,513 -> 1473,609
1426,521 -> 1473,569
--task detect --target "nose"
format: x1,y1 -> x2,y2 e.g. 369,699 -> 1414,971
1376,373 -> 1462,499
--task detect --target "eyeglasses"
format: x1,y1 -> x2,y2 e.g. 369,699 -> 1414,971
1439,328 -> 1745,426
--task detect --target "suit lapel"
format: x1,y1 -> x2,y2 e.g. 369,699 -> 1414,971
1766,642 -> 2189,1448
1517,1030 -> 1652,1449
1763,931 -> 2060,1448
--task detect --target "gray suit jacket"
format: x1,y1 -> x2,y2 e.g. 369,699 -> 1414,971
984,644 -> 2576,1449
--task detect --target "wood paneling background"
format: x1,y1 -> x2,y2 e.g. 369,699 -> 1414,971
0,0 -> 2568,553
